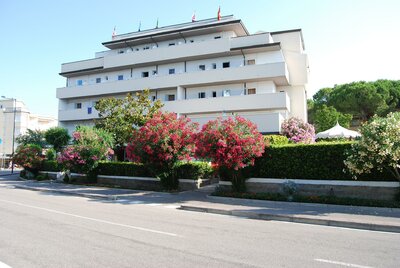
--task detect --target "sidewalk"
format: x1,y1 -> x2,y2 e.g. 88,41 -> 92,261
1,175 -> 400,233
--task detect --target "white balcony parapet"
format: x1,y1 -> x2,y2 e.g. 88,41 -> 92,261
57,62 -> 289,99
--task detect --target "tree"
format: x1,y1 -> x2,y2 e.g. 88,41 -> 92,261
281,117 -> 315,144
125,111 -> 198,190
16,129 -> 47,148
313,105 -> 352,132
195,116 -> 265,192
345,112 -> 400,182
44,127 -> 70,152
94,89 -> 163,149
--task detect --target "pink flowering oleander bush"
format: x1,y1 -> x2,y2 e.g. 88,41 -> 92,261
126,111 -> 198,189
57,126 -> 114,176
196,116 -> 265,191
281,117 -> 315,144
13,144 -> 44,175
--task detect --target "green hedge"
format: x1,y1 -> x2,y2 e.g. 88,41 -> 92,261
250,142 -> 394,181
41,160 -> 214,181
41,160 -> 62,172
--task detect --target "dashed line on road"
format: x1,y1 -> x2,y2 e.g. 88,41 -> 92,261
314,258 -> 374,268
0,199 -> 180,238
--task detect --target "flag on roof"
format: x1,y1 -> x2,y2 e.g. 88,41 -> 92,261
138,21 -> 141,32
156,18 -> 159,28
192,12 -> 196,22
112,26 -> 116,40
217,6 -> 221,21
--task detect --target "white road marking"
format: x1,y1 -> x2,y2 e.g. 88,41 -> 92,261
0,199 -> 179,237
0,260 -> 12,268
314,258 -> 374,268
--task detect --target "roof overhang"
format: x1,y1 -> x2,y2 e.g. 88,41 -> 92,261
103,16 -> 249,49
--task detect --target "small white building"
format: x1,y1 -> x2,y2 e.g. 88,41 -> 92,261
0,99 -> 57,156
57,16 -> 309,133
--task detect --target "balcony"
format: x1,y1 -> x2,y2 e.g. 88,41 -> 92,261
58,108 -> 99,122
61,57 -> 104,75
163,92 -> 290,115
57,62 -> 289,99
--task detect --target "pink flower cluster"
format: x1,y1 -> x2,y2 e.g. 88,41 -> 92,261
281,117 -> 315,144
57,146 -> 87,170
195,116 -> 265,170
126,112 -> 198,166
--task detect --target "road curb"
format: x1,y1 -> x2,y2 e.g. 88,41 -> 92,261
12,185 -> 117,200
179,205 -> 400,233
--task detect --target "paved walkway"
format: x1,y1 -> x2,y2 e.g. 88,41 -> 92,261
1,173 -> 400,233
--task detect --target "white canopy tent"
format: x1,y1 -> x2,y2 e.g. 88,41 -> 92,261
316,122 -> 361,139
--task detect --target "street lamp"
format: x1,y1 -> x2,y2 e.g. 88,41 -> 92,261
1,96 -> 17,174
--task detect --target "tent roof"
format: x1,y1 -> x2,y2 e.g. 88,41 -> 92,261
316,122 -> 361,139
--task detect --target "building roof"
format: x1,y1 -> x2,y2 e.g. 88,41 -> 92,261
102,15 -> 249,49
270,28 -> 305,50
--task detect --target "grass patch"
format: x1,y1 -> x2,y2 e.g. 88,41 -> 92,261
212,190 -> 400,208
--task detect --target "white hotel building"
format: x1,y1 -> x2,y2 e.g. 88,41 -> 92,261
57,16 -> 309,134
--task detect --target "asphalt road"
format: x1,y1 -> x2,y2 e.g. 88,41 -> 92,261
0,180 -> 399,268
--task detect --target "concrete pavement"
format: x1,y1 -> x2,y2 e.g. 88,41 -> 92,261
0,183 -> 399,267
1,174 -> 400,233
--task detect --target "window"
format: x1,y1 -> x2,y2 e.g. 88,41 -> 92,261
214,36 -> 221,39
247,59 -> 256,65
152,70 -> 157,75
169,68 -> 175,75
199,65 -> 205,71
135,48 -> 140,51
198,92 -> 206,98
152,96 -> 156,101
96,78 -> 101,83
77,80 -> 83,86
105,76 -> 109,81
87,107 -> 92,114
248,88 -> 256,95
212,91 -> 217,98
168,43 -> 175,46
212,63 -> 217,69
167,94 -> 175,101
118,75 -> 123,80
143,46 -> 150,50
75,103 -> 82,109
222,62 -> 230,68
223,90 -> 231,97
118,50 -> 124,54
189,40 -> 194,43
142,72 -> 149,78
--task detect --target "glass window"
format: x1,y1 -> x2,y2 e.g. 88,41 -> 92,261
212,91 -> 217,97
77,80 -> 83,86
96,78 -> 101,83
198,92 -> 206,98
248,88 -> 256,95
118,75 -> 123,80
169,68 -> 175,75
167,94 -> 175,101
223,90 -> 231,97
189,40 -> 194,43
75,103 -> 82,109
152,70 -> 157,75
199,65 -> 205,71
152,96 -> 156,101
222,62 -> 230,68
214,36 -> 221,39
247,59 -> 256,65
212,63 -> 217,69
142,72 -> 149,78
168,43 -> 175,46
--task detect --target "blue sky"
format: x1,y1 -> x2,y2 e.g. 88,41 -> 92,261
1,0 -> 399,117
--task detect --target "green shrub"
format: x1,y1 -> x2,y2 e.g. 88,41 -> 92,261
42,160 -> 62,172
46,148 -> 56,161
264,135 -> 289,146
95,161 -> 214,180
96,161 -> 151,177
251,142 -> 394,181
174,161 -> 214,180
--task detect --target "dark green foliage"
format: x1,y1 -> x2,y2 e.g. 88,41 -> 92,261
45,127 -> 70,152
251,142 -> 394,181
41,160 -> 62,172
174,162 -> 214,180
16,129 -> 47,148
96,161 -> 151,177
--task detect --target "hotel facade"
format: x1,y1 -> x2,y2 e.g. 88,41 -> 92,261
57,16 -> 309,133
